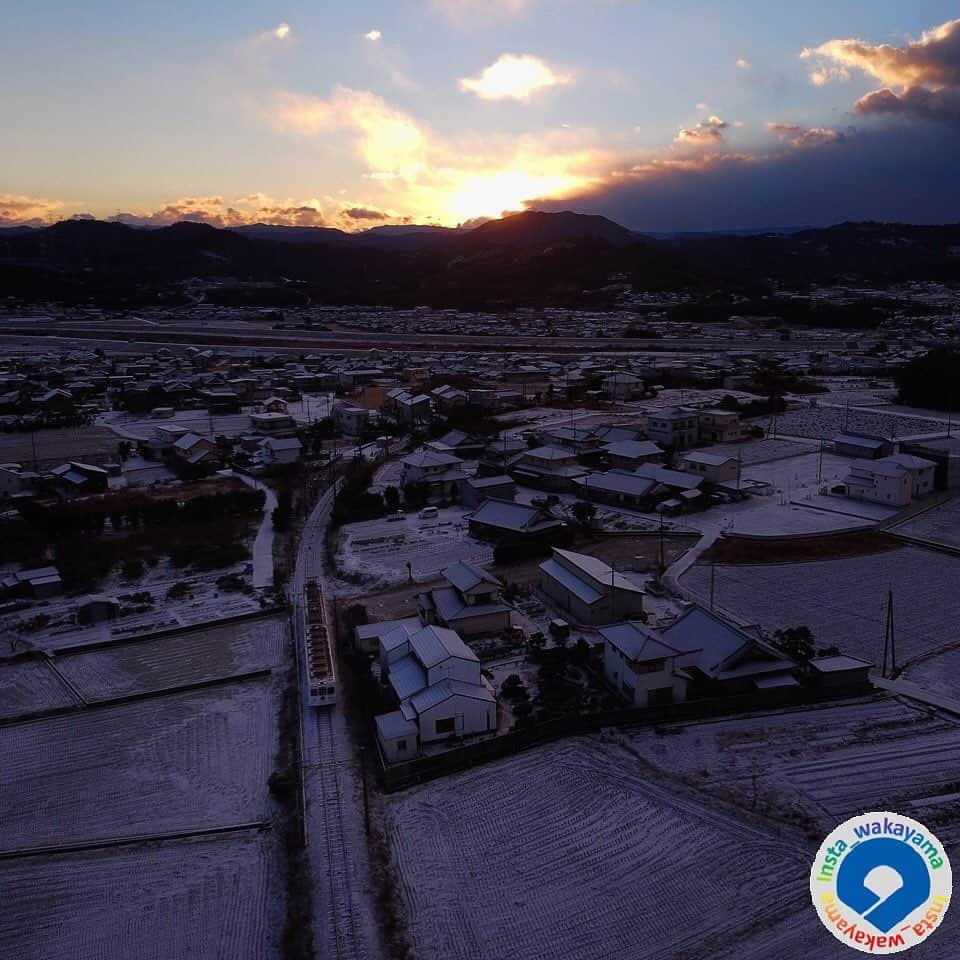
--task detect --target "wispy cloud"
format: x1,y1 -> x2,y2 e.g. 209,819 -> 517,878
767,122 -> 847,148
736,57 -> 751,70
432,0 -> 531,24
458,54 -> 572,102
273,22 -> 291,40
364,29 -> 382,41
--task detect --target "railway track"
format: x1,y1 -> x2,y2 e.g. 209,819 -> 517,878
313,708 -> 362,960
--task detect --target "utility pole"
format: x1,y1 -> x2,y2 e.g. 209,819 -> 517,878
882,589 -> 896,678
817,439 -> 824,486
709,562 -> 716,611
658,511 -> 665,575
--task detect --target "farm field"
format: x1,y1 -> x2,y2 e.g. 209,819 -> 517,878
0,657 -> 77,719
0,833 -> 282,960
891,496 -> 960,552
0,678 -> 278,850
623,697 -> 960,831
682,545 -> 960,665
760,405 -> 945,441
0,424 -> 119,470
384,737 -> 811,960
55,614 -> 287,700
620,700 -> 960,960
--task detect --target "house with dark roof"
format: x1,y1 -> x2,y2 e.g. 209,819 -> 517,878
418,561 -> 512,637
459,474 -> 516,508
600,605 -> 799,707
540,548 -> 645,626
467,498 -> 567,545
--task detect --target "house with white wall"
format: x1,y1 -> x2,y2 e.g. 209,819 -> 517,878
375,624 -> 497,761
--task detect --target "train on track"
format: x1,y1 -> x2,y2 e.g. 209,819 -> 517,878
303,579 -> 337,707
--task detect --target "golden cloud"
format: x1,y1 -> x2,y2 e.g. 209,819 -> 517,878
0,193 -> 65,225
803,18 -> 960,89
458,54 -> 573,102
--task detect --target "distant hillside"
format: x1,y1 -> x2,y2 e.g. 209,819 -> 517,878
466,210 -> 637,248
2,211 -> 960,309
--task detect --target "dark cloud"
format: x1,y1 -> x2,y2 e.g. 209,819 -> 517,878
535,124 -> 960,232
767,123 -> 847,148
806,18 -> 960,128
341,206 -> 391,221
855,86 -> 960,126
675,115 -> 730,146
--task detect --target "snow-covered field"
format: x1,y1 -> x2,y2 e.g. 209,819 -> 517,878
761,405 -> 944,441
682,546 -> 960,665
624,698 -> 960,828
385,737 -> 810,960
0,678 -> 278,850
335,508 -> 493,589
55,615 -> 287,700
891,497 -> 960,552
0,658 -> 76,719
0,833 -> 282,960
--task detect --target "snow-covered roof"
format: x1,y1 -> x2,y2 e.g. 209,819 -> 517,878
682,451 -> 736,467
833,433 -> 888,449
539,558 -> 604,605
550,548 -> 646,594
599,622 -> 683,662
409,625 -> 477,668
660,606 -> 755,675
403,448 -> 463,468
634,464 -> 703,490
469,498 -> 562,533
355,616 -> 421,644
809,655 -> 874,673
389,654 -> 428,700
444,560 -> 501,594
574,472 -> 656,498
375,710 -> 419,740
407,678 -> 494,715
604,440 -> 663,459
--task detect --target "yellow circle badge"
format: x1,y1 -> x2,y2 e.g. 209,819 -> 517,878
811,811 -> 952,954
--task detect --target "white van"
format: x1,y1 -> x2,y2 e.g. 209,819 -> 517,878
419,506 -> 439,520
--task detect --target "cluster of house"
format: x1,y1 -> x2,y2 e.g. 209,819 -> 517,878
0,459 -> 110,500
356,560 -> 511,762
360,544 -> 873,764
396,408 -> 751,520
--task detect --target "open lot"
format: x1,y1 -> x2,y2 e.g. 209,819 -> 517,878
682,545 -> 960,666
0,677 -> 278,850
55,615 -> 287,700
0,833 -> 282,960
384,736 -> 809,960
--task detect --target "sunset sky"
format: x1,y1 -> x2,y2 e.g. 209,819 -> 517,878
3,2 -> 960,232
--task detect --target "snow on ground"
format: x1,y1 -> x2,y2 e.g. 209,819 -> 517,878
682,546 -> 960,665
0,833 -> 282,960
622,698 -> 959,828
0,658 -> 76,719
891,497 -> 960,552
384,736 -> 809,960
54,615 -> 287,701
0,677 -> 278,849
619,698 -> 960,959
334,507 -> 493,591
760,405 -> 944,441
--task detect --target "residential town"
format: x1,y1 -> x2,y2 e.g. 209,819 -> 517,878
3,300 -> 960,960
